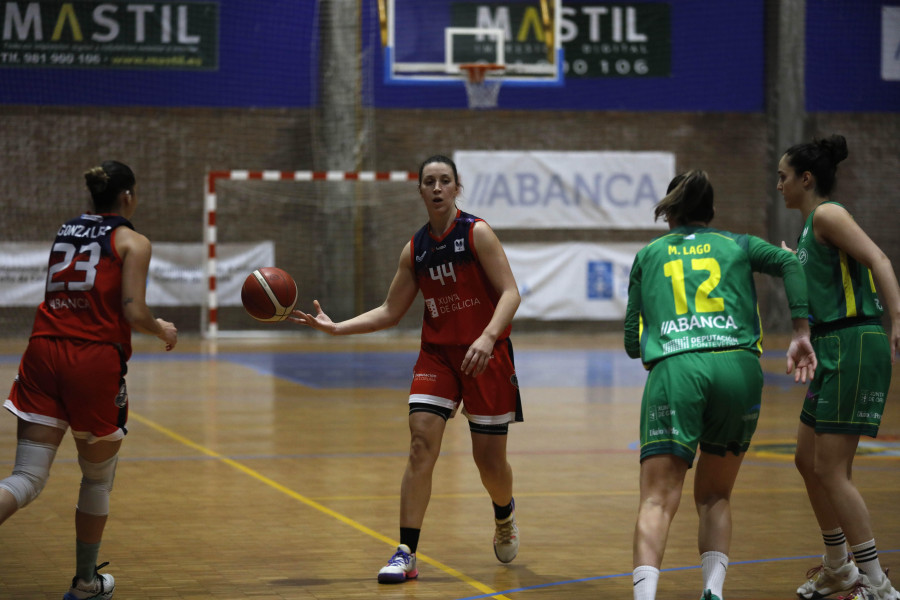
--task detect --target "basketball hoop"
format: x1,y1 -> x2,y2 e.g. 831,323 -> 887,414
459,63 -> 505,109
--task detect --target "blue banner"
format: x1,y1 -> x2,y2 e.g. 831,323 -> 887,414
369,0 -> 765,111
5,1 -> 892,111
0,1 -> 317,107
806,0 -> 900,112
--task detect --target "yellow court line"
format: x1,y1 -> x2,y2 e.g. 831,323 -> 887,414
128,411 -> 511,600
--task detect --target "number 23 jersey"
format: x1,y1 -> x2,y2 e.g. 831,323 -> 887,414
31,213 -> 135,355
411,210 -> 510,346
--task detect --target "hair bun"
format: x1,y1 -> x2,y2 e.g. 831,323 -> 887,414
819,134 -> 849,164
84,166 -> 110,193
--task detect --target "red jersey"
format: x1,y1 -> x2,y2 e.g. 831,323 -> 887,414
411,210 -> 510,346
30,213 -> 135,358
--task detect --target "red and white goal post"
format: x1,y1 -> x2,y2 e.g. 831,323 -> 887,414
203,169 -> 418,338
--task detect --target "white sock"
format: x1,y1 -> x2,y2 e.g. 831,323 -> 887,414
633,565 -> 660,600
851,539 -> 885,586
701,551 -> 728,598
821,528 -> 848,568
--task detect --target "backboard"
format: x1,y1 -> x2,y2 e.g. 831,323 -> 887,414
380,0 -> 563,86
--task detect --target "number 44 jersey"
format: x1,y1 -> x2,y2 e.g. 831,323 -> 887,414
624,226 -> 809,366
31,213 -> 135,352
411,210 -> 510,346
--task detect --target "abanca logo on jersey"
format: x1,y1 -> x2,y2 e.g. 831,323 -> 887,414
659,313 -> 738,336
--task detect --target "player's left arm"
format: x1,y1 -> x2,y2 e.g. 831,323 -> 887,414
815,203 -> 900,361
746,235 -> 815,378
462,221 -> 521,377
623,255 -> 643,359
116,227 -> 178,350
747,236 -> 809,321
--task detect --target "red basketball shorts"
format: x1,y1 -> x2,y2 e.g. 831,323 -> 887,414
409,339 -> 522,426
5,336 -> 127,443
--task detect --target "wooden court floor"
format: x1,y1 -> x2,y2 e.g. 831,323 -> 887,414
0,332 -> 898,599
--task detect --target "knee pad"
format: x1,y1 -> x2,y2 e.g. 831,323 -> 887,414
77,454 -> 118,516
0,440 -> 58,509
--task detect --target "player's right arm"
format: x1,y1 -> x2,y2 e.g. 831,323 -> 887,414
291,242 -> 420,335
747,235 -> 815,380
115,227 -> 178,350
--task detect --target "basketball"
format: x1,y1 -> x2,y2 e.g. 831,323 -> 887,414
241,267 -> 298,322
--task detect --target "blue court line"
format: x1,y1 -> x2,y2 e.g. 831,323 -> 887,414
453,549 -> 900,600
169,349 -> 801,390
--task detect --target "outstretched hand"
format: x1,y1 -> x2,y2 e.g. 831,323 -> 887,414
781,241 -> 796,254
786,334 -> 817,384
288,300 -> 337,335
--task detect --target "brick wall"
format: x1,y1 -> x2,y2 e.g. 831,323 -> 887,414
1,106 -> 897,336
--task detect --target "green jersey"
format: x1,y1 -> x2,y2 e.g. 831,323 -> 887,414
796,201 -> 884,326
624,226 -> 808,365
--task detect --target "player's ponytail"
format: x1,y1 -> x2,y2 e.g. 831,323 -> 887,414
654,170 -> 715,225
84,160 -> 136,213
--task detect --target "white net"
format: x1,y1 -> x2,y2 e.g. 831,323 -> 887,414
206,174 -> 427,336
461,65 -> 505,109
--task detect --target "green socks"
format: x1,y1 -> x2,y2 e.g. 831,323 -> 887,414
75,539 -> 101,583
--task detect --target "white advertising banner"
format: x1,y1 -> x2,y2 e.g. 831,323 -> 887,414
3,239 -> 639,320
506,242 -> 644,320
0,242 -> 274,307
453,151 -> 674,229
0,242 -> 48,306
883,7 -> 900,81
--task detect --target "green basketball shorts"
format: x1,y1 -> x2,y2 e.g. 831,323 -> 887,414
801,321 -> 891,437
639,349 -> 763,466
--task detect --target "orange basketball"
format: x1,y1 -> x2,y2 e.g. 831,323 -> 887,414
241,267 -> 298,322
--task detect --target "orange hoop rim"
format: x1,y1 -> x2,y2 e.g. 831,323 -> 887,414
459,63 -> 506,83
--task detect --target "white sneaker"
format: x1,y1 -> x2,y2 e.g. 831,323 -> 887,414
377,544 -> 418,583
62,562 -> 115,600
493,502 -> 519,563
796,556 -> 858,599
842,572 -> 900,600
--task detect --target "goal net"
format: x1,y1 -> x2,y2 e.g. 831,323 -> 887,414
204,170 -> 424,338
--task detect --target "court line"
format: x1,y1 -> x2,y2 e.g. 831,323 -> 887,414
128,411 -> 513,600
453,549 -> 900,600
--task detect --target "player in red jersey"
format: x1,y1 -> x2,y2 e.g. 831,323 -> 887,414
290,154 -> 522,583
0,161 -> 178,600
